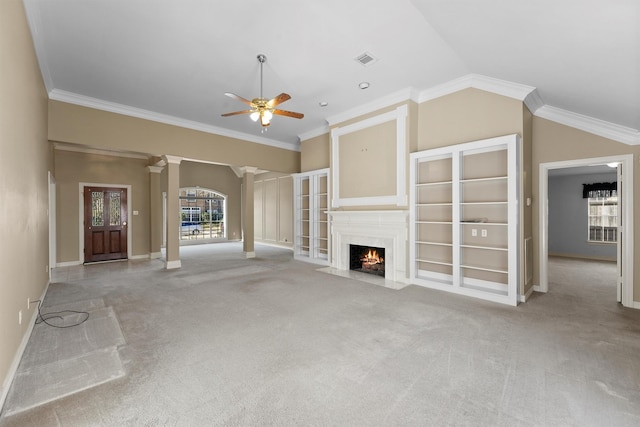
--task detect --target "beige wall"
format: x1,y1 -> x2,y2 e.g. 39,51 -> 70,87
179,161 -> 242,241
532,117 -> 640,300
48,101 -> 300,174
0,0 -> 50,405
301,133 -> 330,172
54,150 -> 151,263
417,88 -> 524,150
254,172 -> 294,248
339,121 -> 397,198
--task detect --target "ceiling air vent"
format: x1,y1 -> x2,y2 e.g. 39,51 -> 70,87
355,52 -> 377,66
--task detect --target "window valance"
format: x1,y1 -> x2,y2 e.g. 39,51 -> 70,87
582,182 -> 617,198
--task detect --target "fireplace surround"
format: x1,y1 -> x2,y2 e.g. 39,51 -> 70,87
328,210 -> 408,288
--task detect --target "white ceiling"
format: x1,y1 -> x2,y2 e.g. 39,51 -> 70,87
23,0 -> 640,148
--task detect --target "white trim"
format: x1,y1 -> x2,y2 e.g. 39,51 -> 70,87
535,105 -> 640,146
150,252 -> 162,259
54,142 -> 150,160
48,172 -> 56,279
331,105 -> 408,208
165,259 -> 182,269
128,254 -> 149,260
418,74 -> 538,107
327,88 -> 417,126
539,155 -> 634,308
299,126 -> 329,142
244,251 -> 256,259
49,89 -> 301,152
0,281 -> 49,413
56,260 -> 82,267
519,285 -> 534,303
147,165 -> 163,174
632,301 -> 640,310
162,155 -> 183,165
79,183 -> 133,263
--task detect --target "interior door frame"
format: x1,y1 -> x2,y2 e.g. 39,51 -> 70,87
48,171 -> 56,275
79,182 -> 132,263
538,154 -> 634,307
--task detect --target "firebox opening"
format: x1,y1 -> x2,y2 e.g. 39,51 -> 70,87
349,245 -> 385,277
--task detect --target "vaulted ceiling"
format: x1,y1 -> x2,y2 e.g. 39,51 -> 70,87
23,0 -> 640,148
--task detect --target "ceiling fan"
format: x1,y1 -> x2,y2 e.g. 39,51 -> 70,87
222,54 -> 304,131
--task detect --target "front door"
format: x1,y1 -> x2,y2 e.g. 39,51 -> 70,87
84,186 -> 128,263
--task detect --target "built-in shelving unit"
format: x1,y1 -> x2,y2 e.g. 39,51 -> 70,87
409,135 -> 520,305
293,168 -> 329,265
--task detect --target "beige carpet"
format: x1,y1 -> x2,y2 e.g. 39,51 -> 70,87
1,244 -> 639,426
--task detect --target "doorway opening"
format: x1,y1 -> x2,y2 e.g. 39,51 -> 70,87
539,155 -> 633,307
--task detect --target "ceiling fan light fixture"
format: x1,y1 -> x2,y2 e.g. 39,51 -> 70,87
250,112 -> 260,122
263,110 -> 273,121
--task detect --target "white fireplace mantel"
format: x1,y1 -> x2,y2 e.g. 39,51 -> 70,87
328,210 -> 409,285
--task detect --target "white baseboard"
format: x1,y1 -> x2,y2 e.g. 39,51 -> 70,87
519,285 -> 534,302
56,260 -> 82,267
631,301 -> 640,310
149,252 -> 162,259
0,281 -> 49,413
128,254 -> 149,260
244,251 -> 256,259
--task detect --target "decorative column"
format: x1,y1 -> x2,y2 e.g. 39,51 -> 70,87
241,166 -> 257,258
147,165 -> 163,259
162,155 -> 182,269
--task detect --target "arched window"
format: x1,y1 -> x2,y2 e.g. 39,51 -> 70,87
179,187 -> 226,240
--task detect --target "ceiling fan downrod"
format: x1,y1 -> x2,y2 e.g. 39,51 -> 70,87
257,54 -> 266,99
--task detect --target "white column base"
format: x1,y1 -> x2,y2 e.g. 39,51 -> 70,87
244,251 -> 256,259
165,260 -> 182,269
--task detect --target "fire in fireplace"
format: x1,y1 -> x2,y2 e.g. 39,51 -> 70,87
349,245 -> 385,277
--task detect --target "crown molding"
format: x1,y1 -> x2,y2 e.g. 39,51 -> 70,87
299,125 -> 329,142
535,105 -> 640,146
326,87 -> 418,126
418,74 -> 538,106
53,142 -> 151,160
48,89 -> 301,152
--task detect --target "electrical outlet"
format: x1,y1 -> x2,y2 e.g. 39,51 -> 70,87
481,229 -> 488,237
471,229 -> 477,237
19,310 -> 22,325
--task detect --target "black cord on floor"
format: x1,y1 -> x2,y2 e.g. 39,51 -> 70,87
32,300 -> 90,328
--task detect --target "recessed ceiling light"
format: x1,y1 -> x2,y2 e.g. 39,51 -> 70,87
319,101 -> 328,107
359,82 -> 370,90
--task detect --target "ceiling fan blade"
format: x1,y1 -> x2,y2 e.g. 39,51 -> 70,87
221,109 -> 254,117
224,92 -> 253,106
273,109 -> 304,119
267,93 -> 291,108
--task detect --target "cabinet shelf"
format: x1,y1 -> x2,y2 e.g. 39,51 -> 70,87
416,180 -> 452,187
417,203 -> 453,206
460,201 -> 507,205
416,259 -> 453,267
461,264 -> 508,274
460,221 -> 506,226
417,221 -> 453,224
416,241 -> 453,247
460,244 -> 507,251
461,176 -> 507,183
